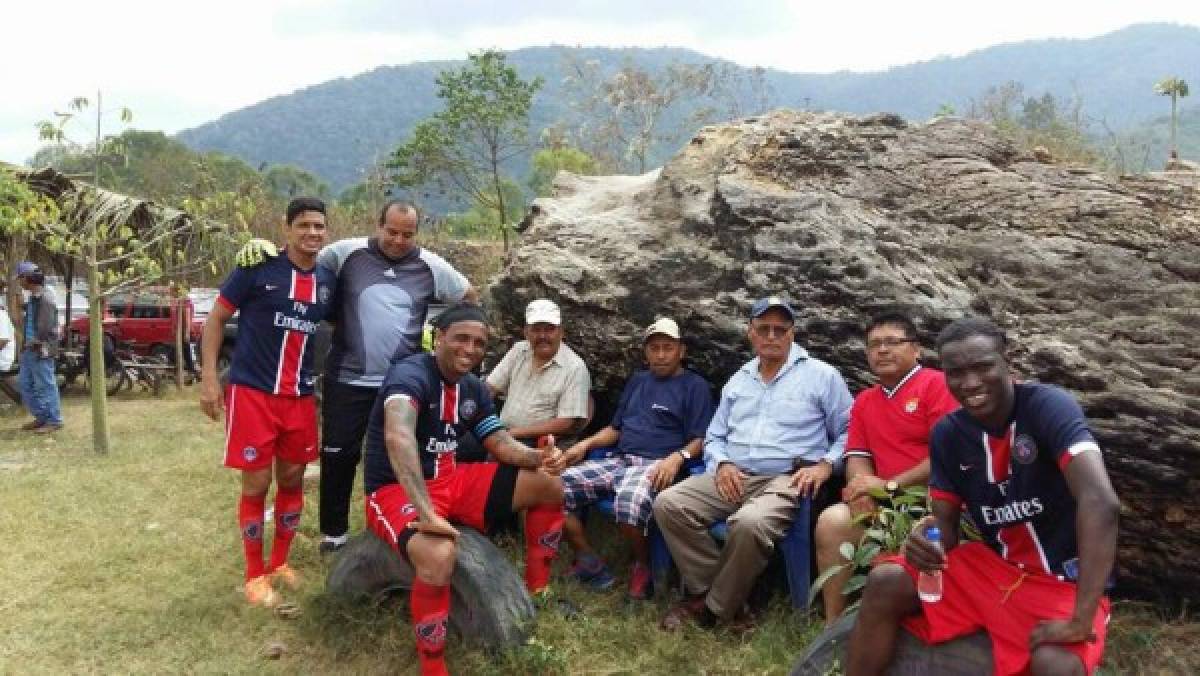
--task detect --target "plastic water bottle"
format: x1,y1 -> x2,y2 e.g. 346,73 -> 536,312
917,526 -> 944,603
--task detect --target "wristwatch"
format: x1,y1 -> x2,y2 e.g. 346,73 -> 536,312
885,480 -> 899,496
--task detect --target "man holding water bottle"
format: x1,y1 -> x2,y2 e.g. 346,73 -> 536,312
848,318 -> 1120,676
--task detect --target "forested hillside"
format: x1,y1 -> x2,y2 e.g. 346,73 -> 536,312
175,23 -> 1199,191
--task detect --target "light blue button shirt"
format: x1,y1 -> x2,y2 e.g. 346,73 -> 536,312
704,343 -> 853,475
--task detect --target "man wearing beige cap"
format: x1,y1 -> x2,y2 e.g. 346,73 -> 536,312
544,318 -> 714,600
487,298 -> 591,444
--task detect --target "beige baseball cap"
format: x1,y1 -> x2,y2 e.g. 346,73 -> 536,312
525,299 -> 562,326
644,317 -> 681,341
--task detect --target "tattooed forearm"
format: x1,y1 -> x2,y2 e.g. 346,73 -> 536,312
483,429 -> 540,469
384,397 -> 436,517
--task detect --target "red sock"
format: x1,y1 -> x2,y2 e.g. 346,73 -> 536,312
238,493 -> 267,581
410,580 -> 451,676
267,486 -> 304,572
524,503 -> 565,592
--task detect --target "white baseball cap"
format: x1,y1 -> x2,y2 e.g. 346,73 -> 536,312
644,317 -> 681,341
525,299 -> 561,326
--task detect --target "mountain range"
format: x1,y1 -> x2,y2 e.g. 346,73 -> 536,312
177,23 -> 1200,193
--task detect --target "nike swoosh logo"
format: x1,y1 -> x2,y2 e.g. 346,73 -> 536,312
265,284 -> 278,290
384,269 -> 397,277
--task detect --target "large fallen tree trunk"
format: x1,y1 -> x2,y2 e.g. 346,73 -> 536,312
486,110 -> 1200,605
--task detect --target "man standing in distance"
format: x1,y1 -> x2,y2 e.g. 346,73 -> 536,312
814,313 -> 958,624
363,303 -> 565,676
15,262 -> 63,432
201,197 -> 336,607
847,318 -> 1119,676
237,200 -> 477,553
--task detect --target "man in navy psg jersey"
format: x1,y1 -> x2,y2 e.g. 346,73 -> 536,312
848,318 -> 1119,676
363,303 -> 565,676
200,196 -> 336,608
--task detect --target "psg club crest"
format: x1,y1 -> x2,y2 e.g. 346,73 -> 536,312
280,512 -> 302,531
242,446 -> 258,462
414,613 -> 448,649
460,399 -> 478,419
1013,434 -> 1039,464
903,398 -> 919,414
318,285 -> 331,304
242,521 -> 263,541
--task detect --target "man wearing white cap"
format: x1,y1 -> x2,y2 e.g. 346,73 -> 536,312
486,299 -> 591,444
544,318 -> 714,600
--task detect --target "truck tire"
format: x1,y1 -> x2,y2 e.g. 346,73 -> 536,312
326,529 -> 535,650
790,609 -> 992,676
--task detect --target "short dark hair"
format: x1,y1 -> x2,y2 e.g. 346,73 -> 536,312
865,312 -> 918,341
936,317 -> 1007,353
433,302 -> 489,331
286,196 -> 326,225
378,199 -> 420,226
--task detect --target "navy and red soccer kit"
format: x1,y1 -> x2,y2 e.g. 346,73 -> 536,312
844,365 -> 959,480
217,255 -> 335,469
363,352 -> 513,543
894,382 -> 1111,675
362,353 -> 563,675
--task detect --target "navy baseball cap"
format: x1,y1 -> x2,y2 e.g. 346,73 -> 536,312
15,261 -> 39,278
750,296 -> 796,321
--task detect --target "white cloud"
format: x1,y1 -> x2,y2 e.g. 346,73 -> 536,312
2,0 -> 1197,164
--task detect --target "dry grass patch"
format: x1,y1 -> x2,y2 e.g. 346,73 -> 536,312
0,391 -> 1195,674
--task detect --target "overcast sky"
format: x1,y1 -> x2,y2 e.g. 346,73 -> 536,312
3,0 -> 1197,164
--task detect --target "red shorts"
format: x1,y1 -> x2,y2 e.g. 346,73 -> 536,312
223,384 -> 318,471
884,542 -> 1109,676
365,463 -> 519,558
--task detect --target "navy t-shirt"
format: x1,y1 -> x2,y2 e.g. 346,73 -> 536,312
612,369 -> 714,460
929,382 -> 1102,578
364,353 -> 505,492
218,255 -> 335,397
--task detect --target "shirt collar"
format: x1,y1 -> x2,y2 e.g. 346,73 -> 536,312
881,364 -> 922,399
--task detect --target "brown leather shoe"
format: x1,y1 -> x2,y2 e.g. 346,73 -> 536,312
659,594 -> 708,632
33,424 -> 62,434
20,419 -> 44,431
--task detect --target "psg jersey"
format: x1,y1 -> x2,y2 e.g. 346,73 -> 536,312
217,254 -> 336,397
929,382 -> 1102,578
364,353 -> 505,492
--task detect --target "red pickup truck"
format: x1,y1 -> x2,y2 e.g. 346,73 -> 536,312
68,289 -> 200,360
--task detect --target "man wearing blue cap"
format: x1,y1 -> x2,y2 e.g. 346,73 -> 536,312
655,295 -> 853,631
15,262 -> 63,432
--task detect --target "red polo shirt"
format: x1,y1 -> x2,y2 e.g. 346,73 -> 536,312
844,366 -> 959,480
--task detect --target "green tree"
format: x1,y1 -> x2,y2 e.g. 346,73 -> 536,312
442,178 -> 525,238
526,146 -> 599,197
31,94 -> 233,453
1154,77 -> 1190,158
388,49 -> 542,250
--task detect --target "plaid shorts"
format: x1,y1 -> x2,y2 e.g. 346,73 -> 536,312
561,453 -> 658,528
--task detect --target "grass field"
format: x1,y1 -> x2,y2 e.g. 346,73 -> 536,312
0,391 -> 1195,674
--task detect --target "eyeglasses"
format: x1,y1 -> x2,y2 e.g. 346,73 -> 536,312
752,324 -> 793,339
866,338 -> 916,351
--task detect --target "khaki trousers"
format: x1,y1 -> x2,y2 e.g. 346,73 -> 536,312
653,472 -> 801,619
